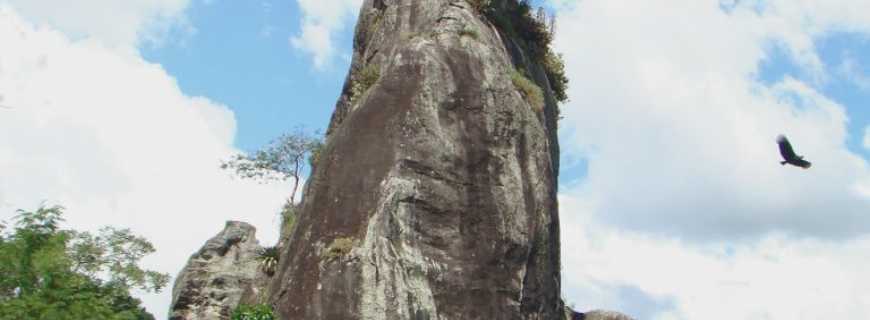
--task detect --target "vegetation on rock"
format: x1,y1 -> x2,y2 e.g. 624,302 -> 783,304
512,69 -> 545,112
221,128 -> 322,205
322,237 -> 354,261
458,27 -> 480,40
468,0 -> 569,107
256,246 -> 280,276
0,204 -> 167,320
231,303 -> 275,320
222,128 -> 323,246
350,64 -> 381,103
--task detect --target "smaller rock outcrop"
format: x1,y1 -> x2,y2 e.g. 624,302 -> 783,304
169,221 -> 268,320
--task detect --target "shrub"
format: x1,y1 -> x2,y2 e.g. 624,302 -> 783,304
279,202 -> 297,241
465,0 -> 492,13
257,246 -> 280,276
458,27 -> 479,40
350,64 -> 380,102
511,70 -> 545,112
231,304 -> 275,320
322,237 -> 354,261
542,51 -> 569,103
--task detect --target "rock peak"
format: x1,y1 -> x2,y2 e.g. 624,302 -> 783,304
269,0 -> 564,319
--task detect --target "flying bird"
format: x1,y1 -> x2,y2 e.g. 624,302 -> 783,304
777,135 -> 811,169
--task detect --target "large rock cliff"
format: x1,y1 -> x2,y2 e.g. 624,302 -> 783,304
169,221 -> 268,320
268,0 -> 564,319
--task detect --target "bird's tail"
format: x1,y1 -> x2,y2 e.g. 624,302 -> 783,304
780,161 -> 787,165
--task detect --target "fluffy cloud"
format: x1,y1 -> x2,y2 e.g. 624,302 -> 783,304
560,195 -> 870,319
553,0 -> 870,240
0,0 -> 192,47
551,0 -> 870,318
0,6 -> 289,318
290,0 -> 362,69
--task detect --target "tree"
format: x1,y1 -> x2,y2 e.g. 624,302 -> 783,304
0,204 -> 167,320
221,128 -> 323,206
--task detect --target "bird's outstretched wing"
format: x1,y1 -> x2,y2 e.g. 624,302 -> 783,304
777,135 -> 798,161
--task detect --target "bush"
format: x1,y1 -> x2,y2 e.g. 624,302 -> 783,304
458,27 -> 479,40
322,237 -> 354,261
511,70 -> 545,112
350,64 -> 380,103
279,202 -> 297,241
543,51 -> 569,103
231,304 -> 275,320
257,246 -> 280,276
465,0 -> 492,13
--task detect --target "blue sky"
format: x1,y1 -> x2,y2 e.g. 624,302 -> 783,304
142,0 -> 350,150
2,0 -> 870,319
758,32 -> 870,158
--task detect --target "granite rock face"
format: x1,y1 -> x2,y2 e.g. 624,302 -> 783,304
268,0 -> 563,319
170,221 -> 268,320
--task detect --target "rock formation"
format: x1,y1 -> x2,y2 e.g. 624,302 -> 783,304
268,0 -> 564,319
170,221 -> 268,320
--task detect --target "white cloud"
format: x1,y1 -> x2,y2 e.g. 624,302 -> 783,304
290,0 -> 362,69
0,6 -> 290,318
550,0 -> 870,318
560,194 -> 870,320
0,0 -> 193,47
553,0 -> 870,240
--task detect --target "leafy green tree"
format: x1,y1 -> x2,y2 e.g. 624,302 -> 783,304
221,128 -> 323,205
0,205 -> 167,320
222,128 -> 323,243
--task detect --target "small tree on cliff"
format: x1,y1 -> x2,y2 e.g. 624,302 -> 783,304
221,128 -> 323,223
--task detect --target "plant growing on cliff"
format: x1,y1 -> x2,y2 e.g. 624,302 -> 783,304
256,246 -> 280,276
231,303 -> 275,320
322,237 -> 355,261
0,204 -> 165,319
469,0 -> 569,108
221,127 -> 323,206
511,70 -> 545,112
458,27 -> 480,40
350,64 -> 381,103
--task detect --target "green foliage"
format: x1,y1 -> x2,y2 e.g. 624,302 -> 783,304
458,27 -> 480,40
256,246 -> 280,276
221,128 -> 323,204
511,70 -> 545,112
0,205 -> 163,320
231,303 -> 276,320
465,0 -> 492,13
350,64 -> 381,103
322,237 -> 354,261
279,202 -> 297,241
469,0 -> 569,106
221,128 -> 322,182
68,227 -> 170,292
307,140 -> 324,168
542,51 -> 569,104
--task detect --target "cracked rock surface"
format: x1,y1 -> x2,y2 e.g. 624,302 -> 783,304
268,0 -> 564,319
